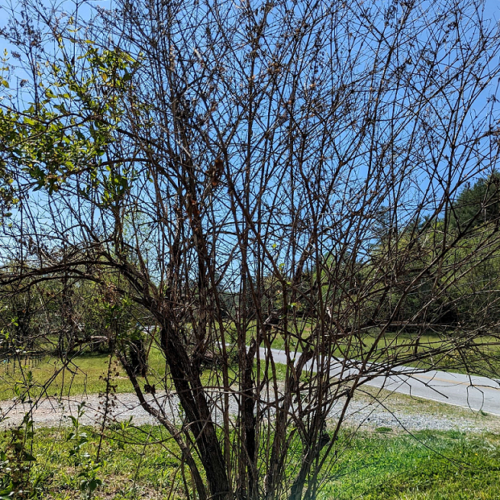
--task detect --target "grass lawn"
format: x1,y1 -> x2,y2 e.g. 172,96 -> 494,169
0,352 -> 147,401
0,323 -> 497,401
321,429 -> 500,500
0,340 -> 298,400
2,423 -> 499,499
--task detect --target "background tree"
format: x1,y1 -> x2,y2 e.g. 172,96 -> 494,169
1,0 -> 500,499
452,171 -> 500,230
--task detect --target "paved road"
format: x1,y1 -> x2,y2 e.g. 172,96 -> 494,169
262,348 -> 500,416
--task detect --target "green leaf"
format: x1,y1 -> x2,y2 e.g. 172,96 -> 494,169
23,451 -> 37,461
88,478 -> 102,492
0,485 -> 14,497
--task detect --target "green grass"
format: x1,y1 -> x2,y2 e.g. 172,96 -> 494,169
320,430 -> 500,500
0,344 -> 291,400
0,325 -> 497,401
0,353 -> 133,400
0,350 -> 161,400
1,423 -> 499,499
2,423 -> 184,499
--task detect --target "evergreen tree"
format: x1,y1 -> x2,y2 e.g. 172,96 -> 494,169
452,172 -> 500,230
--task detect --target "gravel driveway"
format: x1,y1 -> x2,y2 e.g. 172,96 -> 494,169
1,386 -> 498,433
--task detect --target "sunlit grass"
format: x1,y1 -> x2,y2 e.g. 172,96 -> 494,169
0,345 -> 286,401
319,430 -> 500,500
0,353 -> 141,400
3,423 -> 499,499
0,323 -> 497,402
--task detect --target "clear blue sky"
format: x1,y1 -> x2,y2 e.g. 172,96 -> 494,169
1,0 -> 499,35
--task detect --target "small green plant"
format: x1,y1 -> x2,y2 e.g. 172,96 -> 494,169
14,370 -> 35,404
0,414 -> 41,499
66,402 -> 103,499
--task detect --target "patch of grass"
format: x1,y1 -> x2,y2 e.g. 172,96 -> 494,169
0,327 -> 497,402
375,426 -> 392,433
0,342 -> 218,400
18,424 -> 185,499
2,423 -> 499,499
0,354 -> 130,400
319,430 -> 500,500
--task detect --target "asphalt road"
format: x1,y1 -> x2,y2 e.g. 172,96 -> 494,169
261,347 -> 500,416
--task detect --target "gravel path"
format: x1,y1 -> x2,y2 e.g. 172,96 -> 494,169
1,387 -> 498,433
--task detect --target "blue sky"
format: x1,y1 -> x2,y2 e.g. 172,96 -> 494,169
1,0 -> 499,35
1,0 -> 500,274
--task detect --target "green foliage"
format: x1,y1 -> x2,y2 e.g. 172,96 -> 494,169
0,45 -> 139,200
349,175 -> 500,337
452,172 -> 500,231
66,403 -> 104,499
0,415 -> 44,499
